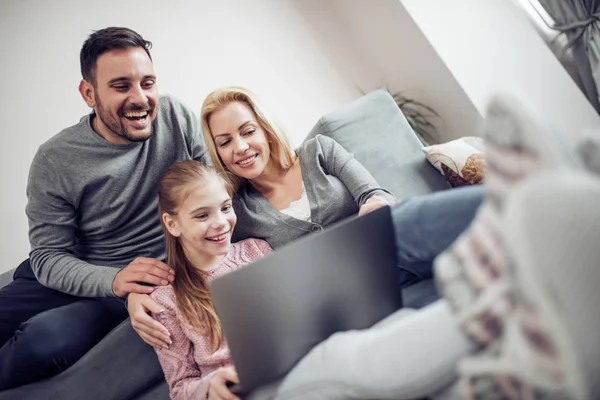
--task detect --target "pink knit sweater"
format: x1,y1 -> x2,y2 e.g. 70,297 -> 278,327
150,238 -> 272,400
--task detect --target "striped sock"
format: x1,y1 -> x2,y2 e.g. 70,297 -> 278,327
433,95 -> 581,397
435,94 -> 578,337
483,95 -> 581,210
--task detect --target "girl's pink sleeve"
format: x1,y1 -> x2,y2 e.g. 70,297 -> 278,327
151,291 -> 217,400
254,238 -> 273,257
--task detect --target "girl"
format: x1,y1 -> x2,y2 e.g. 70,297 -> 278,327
151,160 -> 271,400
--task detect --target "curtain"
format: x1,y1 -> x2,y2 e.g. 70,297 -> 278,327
537,0 -> 600,113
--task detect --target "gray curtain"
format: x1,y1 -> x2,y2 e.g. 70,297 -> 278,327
537,0 -> 600,113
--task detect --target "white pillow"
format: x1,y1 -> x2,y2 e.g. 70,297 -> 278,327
423,137 -> 485,187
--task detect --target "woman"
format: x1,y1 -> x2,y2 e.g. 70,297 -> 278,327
201,87 -> 483,279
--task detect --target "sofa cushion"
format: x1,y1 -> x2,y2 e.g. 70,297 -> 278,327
0,269 -> 14,289
304,89 -> 449,201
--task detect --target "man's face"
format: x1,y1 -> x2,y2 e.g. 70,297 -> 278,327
82,47 -> 159,144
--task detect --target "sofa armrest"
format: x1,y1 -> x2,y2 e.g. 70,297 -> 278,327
0,268 -> 15,289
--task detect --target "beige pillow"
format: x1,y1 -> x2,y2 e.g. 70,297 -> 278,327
423,137 -> 485,188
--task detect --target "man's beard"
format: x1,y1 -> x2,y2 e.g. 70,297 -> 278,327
94,94 -> 156,142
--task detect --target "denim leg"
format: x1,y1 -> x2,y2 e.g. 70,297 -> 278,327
0,259 -> 81,347
0,320 -> 164,400
392,186 -> 485,280
0,274 -> 127,390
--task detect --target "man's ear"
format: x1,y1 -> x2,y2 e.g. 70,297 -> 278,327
162,213 -> 181,237
79,79 -> 96,109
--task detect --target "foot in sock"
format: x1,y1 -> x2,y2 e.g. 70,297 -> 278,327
498,169 -> 600,399
482,94 -> 582,209
433,94 -> 581,396
435,93 -> 579,332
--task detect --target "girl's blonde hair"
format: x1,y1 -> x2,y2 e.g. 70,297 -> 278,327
157,160 -> 233,351
200,86 -> 297,190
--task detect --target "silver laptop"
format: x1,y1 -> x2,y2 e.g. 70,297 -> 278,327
210,206 -> 402,394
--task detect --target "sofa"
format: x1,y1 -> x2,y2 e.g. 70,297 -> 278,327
0,89 -> 449,400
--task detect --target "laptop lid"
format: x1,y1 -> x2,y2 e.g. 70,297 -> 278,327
210,206 -> 402,393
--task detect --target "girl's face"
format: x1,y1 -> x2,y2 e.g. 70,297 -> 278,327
209,101 -> 272,180
163,177 -> 236,268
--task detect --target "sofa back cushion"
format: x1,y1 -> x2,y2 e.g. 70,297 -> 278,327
304,89 -> 448,200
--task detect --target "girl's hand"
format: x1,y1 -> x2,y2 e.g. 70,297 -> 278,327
128,292 -> 172,348
358,195 -> 389,216
208,366 -> 241,400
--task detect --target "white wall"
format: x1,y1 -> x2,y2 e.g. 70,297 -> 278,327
291,0 -> 483,143
401,0 -> 600,135
5,0 -> 596,277
0,0 -> 361,275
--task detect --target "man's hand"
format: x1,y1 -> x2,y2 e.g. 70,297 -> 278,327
112,257 -> 174,297
128,292 -> 172,349
208,366 -> 241,400
358,195 -> 390,217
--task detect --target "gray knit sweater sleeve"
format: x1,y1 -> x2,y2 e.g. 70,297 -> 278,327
27,152 -> 119,297
26,95 -> 207,297
309,135 -> 395,207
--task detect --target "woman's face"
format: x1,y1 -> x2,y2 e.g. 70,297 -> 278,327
209,101 -> 272,181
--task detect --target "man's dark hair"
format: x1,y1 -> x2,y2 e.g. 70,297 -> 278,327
80,27 -> 153,85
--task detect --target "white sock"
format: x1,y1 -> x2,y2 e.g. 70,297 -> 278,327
434,94 -> 582,398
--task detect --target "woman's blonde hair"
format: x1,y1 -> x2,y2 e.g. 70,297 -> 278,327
158,160 -> 233,351
200,86 -> 296,190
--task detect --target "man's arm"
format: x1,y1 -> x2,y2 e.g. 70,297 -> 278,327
26,151 -> 173,297
27,150 -> 120,297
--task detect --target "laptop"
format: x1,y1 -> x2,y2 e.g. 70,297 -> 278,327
210,206 -> 402,394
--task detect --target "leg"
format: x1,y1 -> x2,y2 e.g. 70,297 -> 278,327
0,320 -> 165,400
274,300 -> 473,400
497,169 -> 600,398
0,259 -> 79,347
434,94 -> 583,344
393,92 -> 585,283
392,185 -> 485,280
432,96 -> 589,398
0,289 -> 127,389
454,169 -> 600,398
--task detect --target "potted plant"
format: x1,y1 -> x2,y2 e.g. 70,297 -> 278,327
389,91 -> 440,146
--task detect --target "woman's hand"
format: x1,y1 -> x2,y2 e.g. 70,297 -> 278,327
358,195 -> 390,216
128,292 -> 172,349
208,366 -> 241,400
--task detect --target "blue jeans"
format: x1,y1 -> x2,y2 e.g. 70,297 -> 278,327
392,186 -> 485,286
0,260 -> 128,390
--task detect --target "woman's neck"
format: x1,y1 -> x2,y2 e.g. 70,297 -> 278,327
250,157 -> 297,196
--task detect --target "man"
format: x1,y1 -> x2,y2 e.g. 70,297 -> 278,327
0,27 -> 207,390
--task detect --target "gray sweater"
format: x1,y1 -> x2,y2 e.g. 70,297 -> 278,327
233,135 -> 395,248
26,95 -> 207,297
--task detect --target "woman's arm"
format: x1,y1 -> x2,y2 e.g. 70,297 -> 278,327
317,135 -> 395,209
